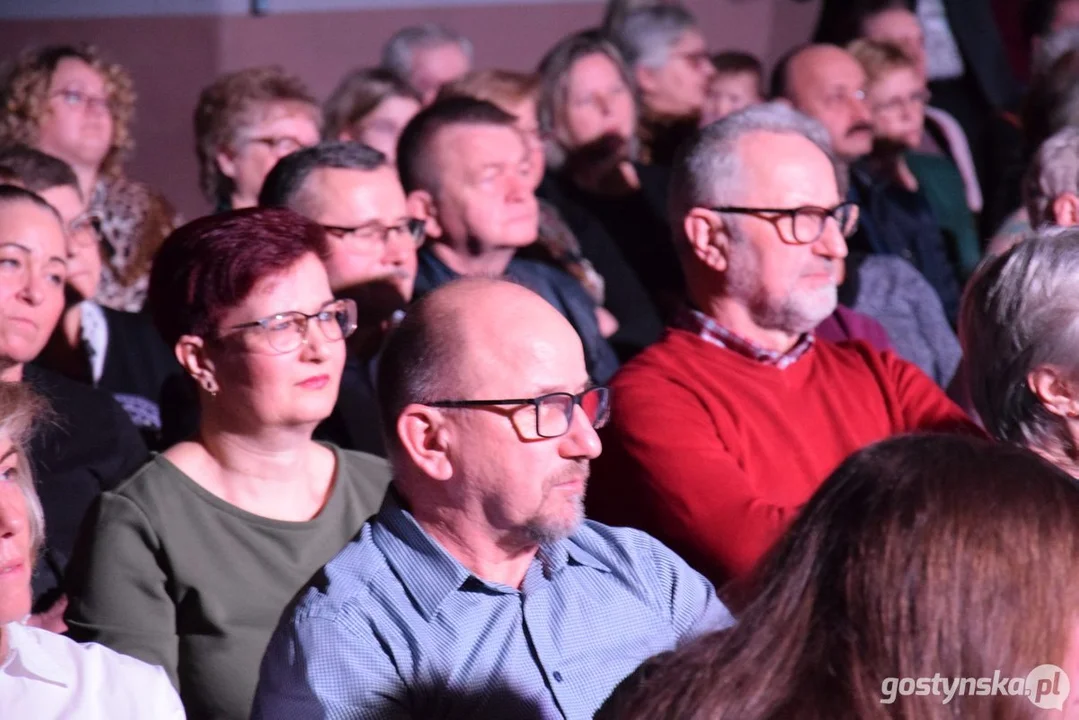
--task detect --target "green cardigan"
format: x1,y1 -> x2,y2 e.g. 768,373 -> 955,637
906,151 -> 982,281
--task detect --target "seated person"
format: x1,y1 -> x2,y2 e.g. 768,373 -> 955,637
380,23 -> 473,105
701,51 -> 765,125
322,68 -> 422,164
252,278 -> 734,719
0,382 -> 184,719
0,184 -> 146,618
773,43 -> 964,324
849,38 -> 981,282
537,33 -> 685,318
397,97 -> 619,383
587,106 -> 980,590
194,66 -> 321,212
601,434 -> 1079,719
64,208 -> 391,719
961,226 -> 1079,478
0,146 -> 179,448
260,141 -> 423,455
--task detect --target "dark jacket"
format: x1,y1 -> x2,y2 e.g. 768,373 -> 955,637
413,246 -> 621,385
25,364 -> 149,610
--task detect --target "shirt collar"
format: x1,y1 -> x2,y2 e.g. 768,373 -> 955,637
2,622 -> 70,687
372,490 -> 611,621
673,306 -> 814,369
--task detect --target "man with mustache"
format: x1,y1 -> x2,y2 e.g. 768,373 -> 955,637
258,141 -> 422,456
252,277 -> 733,719
774,44 -> 963,325
585,104 -> 980,593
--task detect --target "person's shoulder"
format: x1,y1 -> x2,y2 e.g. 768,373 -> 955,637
23,364 -> 129,424
611,329 -> 713,387
570,521 -> 690,581
290,522 -> 391,627
335,447 -> 392,479
14,622 -> 176,688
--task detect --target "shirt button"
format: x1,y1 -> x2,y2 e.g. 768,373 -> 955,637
553,671 -> 564,683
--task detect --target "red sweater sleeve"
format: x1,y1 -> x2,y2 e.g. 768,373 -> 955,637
592,375 -> 793,585
878,350 -> 985,435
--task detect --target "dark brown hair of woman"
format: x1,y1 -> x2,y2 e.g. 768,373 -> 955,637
600,433 -> 1079,720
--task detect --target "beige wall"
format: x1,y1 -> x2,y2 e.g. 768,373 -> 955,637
0,0 -> 820,218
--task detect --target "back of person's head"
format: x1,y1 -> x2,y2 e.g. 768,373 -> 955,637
668,102 -> 837,240
1023,49 -> 1079,161
710,51 -> 763,83
380,23 -> 473,81
608,433 -> 1079,720
258,141 -> 387,213
847,37 -> 917,83
396,96 -> 518,194
322,68 -> 421,142
610,4 -> 699,69
147,207 -> 328,349
960,227 -> 1079,457
0,145 -> 79,195
1022,126 -> 1079,227
0,382 -> 49,565
438,69 -> 541,112
193,66 -> 319,207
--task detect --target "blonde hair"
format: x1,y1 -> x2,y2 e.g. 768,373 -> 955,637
0,44 -> 136,179
0,383 -> 50,559
848,38 -> 918,84
438,69 -> 541,111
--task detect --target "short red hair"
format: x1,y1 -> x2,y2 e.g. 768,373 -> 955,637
148,207 -> 329,347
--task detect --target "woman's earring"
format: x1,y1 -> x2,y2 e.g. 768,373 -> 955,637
201,376 -> 219,398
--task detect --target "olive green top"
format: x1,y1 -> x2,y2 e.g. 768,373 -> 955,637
65,444 -> 391,720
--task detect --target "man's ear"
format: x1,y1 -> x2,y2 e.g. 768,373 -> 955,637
682,208 -> 732,273
397,404 -> 454,480
1029,365 -> 1079,419
1052,192 -> 1079,227
407,190 -> 442,240
175,335 -> 219,396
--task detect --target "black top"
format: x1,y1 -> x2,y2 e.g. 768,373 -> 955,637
539,165 -> 684,319
34,305 -> 181,450
24,363 -> 149,609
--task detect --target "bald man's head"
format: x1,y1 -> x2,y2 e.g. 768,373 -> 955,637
377,277 -> 585,455
777,44 -> 873,161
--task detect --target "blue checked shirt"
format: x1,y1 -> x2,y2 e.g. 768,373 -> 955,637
251,490 -> 734,719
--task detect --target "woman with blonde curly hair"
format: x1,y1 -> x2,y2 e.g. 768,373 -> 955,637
0,43 -> 179,312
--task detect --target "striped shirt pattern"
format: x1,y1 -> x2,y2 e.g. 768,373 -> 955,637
252,491 -> 734,720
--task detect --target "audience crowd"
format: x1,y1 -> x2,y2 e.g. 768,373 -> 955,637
2,1 -> 1078,718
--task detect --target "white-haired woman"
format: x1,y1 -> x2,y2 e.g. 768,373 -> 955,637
961,226 -> 1079,474
0,382 -> 184,718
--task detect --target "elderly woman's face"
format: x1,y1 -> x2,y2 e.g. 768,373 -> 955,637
35,58 -> 114,172
557,53 -> 636,152
0,433 -> 33,625
206,253 -> 347,429
866,66 -> 929,151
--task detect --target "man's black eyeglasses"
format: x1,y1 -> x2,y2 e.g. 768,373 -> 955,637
426,387 -> 611,439
320,218 -> 426,247
710,202 -> 860,245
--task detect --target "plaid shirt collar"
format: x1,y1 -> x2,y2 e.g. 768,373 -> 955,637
673,306 -> 815,370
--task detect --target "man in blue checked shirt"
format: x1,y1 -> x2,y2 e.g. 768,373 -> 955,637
251,278 -> 734,720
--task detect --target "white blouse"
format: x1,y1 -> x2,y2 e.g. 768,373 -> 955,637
0,621 -> 185,720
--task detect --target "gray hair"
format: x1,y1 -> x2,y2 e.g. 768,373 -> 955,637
960,226 -> 1079,459
0,382 -> 49,561
1023,126 -> 1079,228
380,24 -> 473,82
536,32 -> 639,171
668,102 -> 840,235
611,5 -> 699,69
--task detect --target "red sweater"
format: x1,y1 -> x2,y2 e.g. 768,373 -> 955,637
587,329 -> 980,588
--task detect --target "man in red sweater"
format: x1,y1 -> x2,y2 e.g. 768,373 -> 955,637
586,103 -> 980,590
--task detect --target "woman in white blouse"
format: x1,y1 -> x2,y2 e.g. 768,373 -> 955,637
0,381 -> 184,719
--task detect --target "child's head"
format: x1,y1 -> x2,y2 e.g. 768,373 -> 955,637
702,51 -> 763,124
